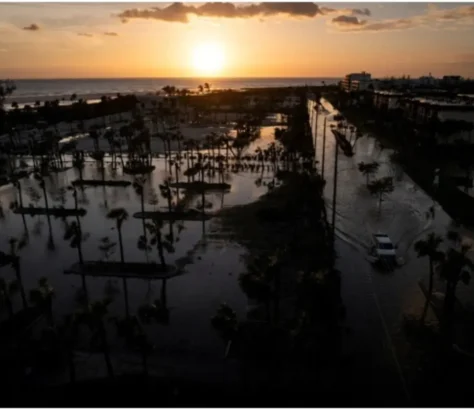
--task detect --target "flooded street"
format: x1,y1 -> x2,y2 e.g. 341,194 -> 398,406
308,97 -> 474,399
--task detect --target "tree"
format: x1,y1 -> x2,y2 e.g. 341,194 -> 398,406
145,218 -> 173,270
64,220 -> 90,301
7,237 -> 28,309
29,277 -> 55,326
107,208 -> 130,317
414,233 -> 444,325
0,278 -> 19,319
75,299 -> 114,378
439,244 -> 474,345
72,150 -> 85,182
211,303 -> 239,356
368,176 -> 394,212
358,161 -> 380,186
107,208 -> 128,264
114,315 -> 155,376
133,177 -> 150,261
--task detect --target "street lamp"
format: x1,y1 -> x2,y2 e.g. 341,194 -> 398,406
330,122 -> 354,247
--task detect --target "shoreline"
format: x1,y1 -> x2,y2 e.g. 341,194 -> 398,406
3,80 -> 340,108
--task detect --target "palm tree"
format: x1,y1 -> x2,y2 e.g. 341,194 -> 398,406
57,314 -> 79,383
75,299 -> 114,378
414,233 -> 444,324
367,176 -> 394,212
439,245 -> 474,344
114,315 -> 155,376
358,161 -> 380,187
211,303 -> 238,348
34,173 -> 55,250
107,208 -> 130,317
133,177 -> 150,262
29,277 -> 55,326
8,237 -> 27,309
238,270 -> 271,322
0,278 -> 19,319
145,219 -> 169,270
72,150 -> 85,182
64,220 -> 89,300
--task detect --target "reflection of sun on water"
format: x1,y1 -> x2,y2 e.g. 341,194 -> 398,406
192,43 -> 225,75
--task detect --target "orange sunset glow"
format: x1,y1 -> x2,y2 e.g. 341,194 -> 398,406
0,2 -> 474,78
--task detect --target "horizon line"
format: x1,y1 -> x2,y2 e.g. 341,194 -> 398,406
5,76 -> 342,81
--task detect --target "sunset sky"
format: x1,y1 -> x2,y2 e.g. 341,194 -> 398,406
1,2 -> 474,79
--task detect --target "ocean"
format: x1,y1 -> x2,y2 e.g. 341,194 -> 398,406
4,77 -> 340,106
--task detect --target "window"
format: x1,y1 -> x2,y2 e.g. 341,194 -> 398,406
378,242 -> 394,250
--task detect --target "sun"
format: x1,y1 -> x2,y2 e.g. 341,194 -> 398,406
192,43 -> 225,76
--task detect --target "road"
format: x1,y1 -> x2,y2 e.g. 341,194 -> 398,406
307,97 -> 474,404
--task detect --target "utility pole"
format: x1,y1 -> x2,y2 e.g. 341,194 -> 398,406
321,117 -> 327,181
332,143 -> 339,245
314,104 -> 319,161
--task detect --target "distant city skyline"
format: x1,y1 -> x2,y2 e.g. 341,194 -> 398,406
1,2 -> 474,79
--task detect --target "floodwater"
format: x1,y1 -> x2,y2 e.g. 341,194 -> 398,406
0,127 -> 279,366
308,98 -> 474,397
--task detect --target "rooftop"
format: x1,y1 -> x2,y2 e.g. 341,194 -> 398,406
374,91 -> 405,96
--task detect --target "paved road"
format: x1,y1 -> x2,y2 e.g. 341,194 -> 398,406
307,98 -> 469,404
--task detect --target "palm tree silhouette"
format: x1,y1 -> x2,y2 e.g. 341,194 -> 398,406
29,277 -> 55,326
8,237 -> 28,309
414,233 -> 444,325
107,207 -> 130,317
75,298 -> 115,378
133,177 -> 150,262
64,219 -> 89,301
146,219 -> 168,270
0,277 -> 19,319
439,244 -> 474,344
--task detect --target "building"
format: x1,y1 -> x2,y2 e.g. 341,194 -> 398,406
372,91 -> 405,111
403,97 -> 474,143
442,75 -> 463,86
341,72 -> 371,92
417,74 -> 437,87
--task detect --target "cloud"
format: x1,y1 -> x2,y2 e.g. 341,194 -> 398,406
331,15 -> 366,27
117,2 -> 326,23
77,32 -> 93,37
22,23 -> 40,31
103,31 -> 118,36
333,4 -> 474,32
321,7 -> 371,16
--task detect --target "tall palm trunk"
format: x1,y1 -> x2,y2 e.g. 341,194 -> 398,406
16,182 -> 24,208
420,258 -> 434,324
76,215 -> 88,302
156,229 -> 166,269
41,181 -> 49,210
117,223 -> 130,318
140,193 -> 149,263
100,322 -> 114,378
13,258 -> 27,309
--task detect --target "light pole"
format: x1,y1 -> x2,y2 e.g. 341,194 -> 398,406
314,104 -> 320,160
321,117 -> 327,181
331,141 -> 339,244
